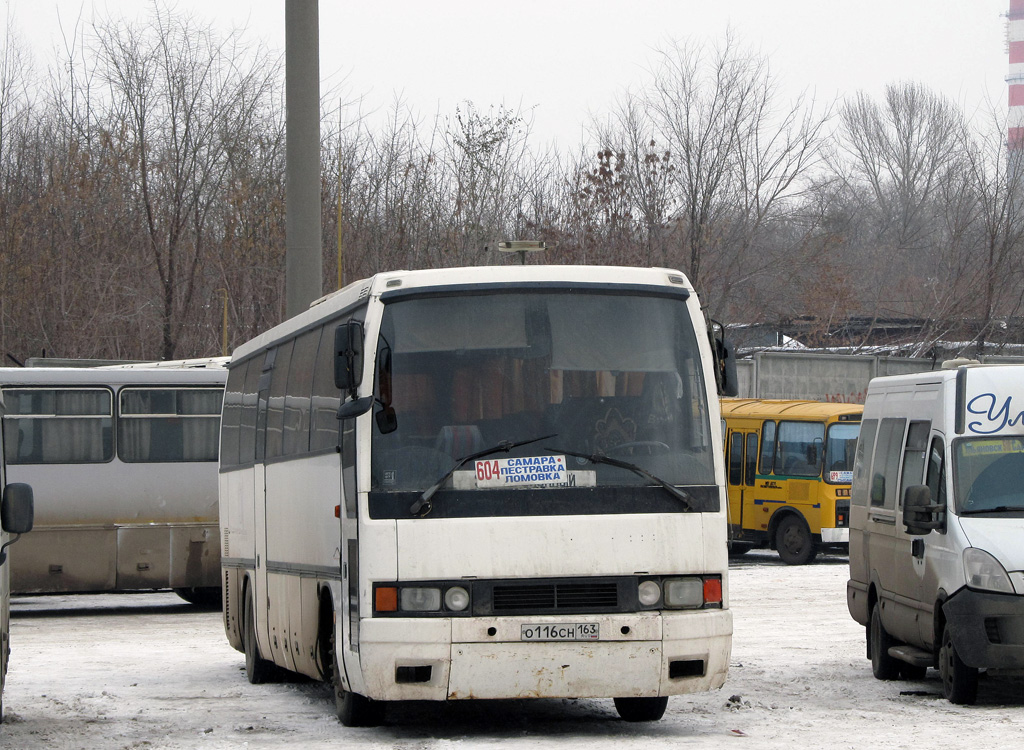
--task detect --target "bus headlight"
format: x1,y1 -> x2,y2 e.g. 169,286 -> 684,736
444,586 -> 470,612
638,580 -> 662,607
664,578 -> 705,609
400,587 -> 442,612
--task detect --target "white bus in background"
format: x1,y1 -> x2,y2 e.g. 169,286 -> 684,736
219,265 -> 736,726
0,360 -> 226,604
1,389 -> 34,722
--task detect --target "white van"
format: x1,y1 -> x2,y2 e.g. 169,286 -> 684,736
847,361 -> 1024,704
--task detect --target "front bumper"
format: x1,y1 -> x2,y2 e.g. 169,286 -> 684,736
943,588 -> 1024,670
357,609 -> 732,702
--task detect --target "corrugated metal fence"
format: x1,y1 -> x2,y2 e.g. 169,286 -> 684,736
735,352 -> 1024,403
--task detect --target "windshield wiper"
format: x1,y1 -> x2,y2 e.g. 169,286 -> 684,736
960,505 -> 1024,515
545,446 -> 692,511
410,433 -> 557,517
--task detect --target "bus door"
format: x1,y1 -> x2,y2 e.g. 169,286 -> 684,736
253,350 -> 274,664
726,429 -> 759,538
337,411 -> 363,694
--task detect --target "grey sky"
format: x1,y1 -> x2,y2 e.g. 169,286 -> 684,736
4,0 -> 1012,146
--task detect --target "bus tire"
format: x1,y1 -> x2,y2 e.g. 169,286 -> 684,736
869,603 -> 900,681
774,515 -> 817,565
243,585 -> 278,684
173,587 -> 222,608
613,696 -> 668,722
940,624 -> 978,704
331,631 -> 384,727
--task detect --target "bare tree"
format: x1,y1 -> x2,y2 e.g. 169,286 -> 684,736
94,5 -> 281,359
640,32 -> 830,318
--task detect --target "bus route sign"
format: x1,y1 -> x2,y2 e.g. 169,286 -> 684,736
475,455 -> 567,488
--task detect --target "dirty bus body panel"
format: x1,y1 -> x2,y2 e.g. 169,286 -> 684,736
0,363 -> 225,600
848,363 -> 1024,704
219,265 -> 732,725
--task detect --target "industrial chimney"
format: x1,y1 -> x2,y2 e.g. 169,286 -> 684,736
1011,0 -> 1024,147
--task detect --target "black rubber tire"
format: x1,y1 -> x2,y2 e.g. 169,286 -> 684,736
728,542 -> 754,557
173,587 -> 222,608
940,624 -> 978,705
331,624 -> 384,726
243,585 -> 278,684
775,515 -> 817,565
899,663 -> 928,681
869,604 -> 901,680
613,696 -> 669,722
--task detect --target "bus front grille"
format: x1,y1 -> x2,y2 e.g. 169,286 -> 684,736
491,581 -> 619,613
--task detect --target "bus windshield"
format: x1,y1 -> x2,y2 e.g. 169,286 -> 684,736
369,290 -> 715,511
824,422 -> 859,483
954,436 -> 1024,514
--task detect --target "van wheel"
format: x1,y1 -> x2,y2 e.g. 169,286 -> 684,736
613,696 -> 669,722
775,516 -> 817,565
243,585 -> 278,684
869,604 -> 900,680
940,624 -> 978,704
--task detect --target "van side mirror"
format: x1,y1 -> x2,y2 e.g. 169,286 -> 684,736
903,484 -> 944,535
1,482 -> 34,535
334,320 -> 364,395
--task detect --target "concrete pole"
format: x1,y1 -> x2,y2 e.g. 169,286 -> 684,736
285,0 -> 323,319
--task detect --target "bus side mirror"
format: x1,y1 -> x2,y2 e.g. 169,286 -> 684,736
1,482 -> 34,535
715,338 -> 739,397
334,320 -> 364,395
903,485 -> 943,535
0,482 -> 33,566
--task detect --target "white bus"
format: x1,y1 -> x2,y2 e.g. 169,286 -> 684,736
1,389 -> 33,723
219,265 -> 735,725
0,361 -> 226,603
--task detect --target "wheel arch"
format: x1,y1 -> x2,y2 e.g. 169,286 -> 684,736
767,507 -> 807,550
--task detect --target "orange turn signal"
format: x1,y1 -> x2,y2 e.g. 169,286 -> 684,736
375,586 -> 398,612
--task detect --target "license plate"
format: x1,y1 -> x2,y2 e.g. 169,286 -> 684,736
520,623 -> 599,641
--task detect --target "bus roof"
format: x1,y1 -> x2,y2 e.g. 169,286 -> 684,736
720,398 -> 863,420
231,264 -> 698,365
0,365 -> 226,387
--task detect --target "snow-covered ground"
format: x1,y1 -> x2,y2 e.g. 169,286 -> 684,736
2,553 -> 1022,749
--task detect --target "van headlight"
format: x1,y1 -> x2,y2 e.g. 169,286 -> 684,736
963,548 -> 1014,594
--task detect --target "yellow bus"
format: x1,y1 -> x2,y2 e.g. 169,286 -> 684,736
720,399 -> 862,564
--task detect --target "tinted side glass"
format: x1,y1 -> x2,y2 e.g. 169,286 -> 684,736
851,419 -> 878,507
759,420 -> 776,475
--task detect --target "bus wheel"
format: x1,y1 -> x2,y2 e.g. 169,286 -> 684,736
174,587 -> 221,608
869,603 -> 900,680
775,516 -> 817,565
243,585 -> 278,684
331,630 -> 384,726
940,624 -> 978,704
613,696 -> 668,722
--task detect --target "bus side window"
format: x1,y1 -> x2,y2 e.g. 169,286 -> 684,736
728,432 -> 743,485
221,362 -> 247,469
745,432 -> 758,486
758,420 -> 776,475
283,329 -> 319,457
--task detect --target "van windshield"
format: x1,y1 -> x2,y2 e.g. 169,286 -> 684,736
368,289 -> 716,516
954,437 -> 1024,513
